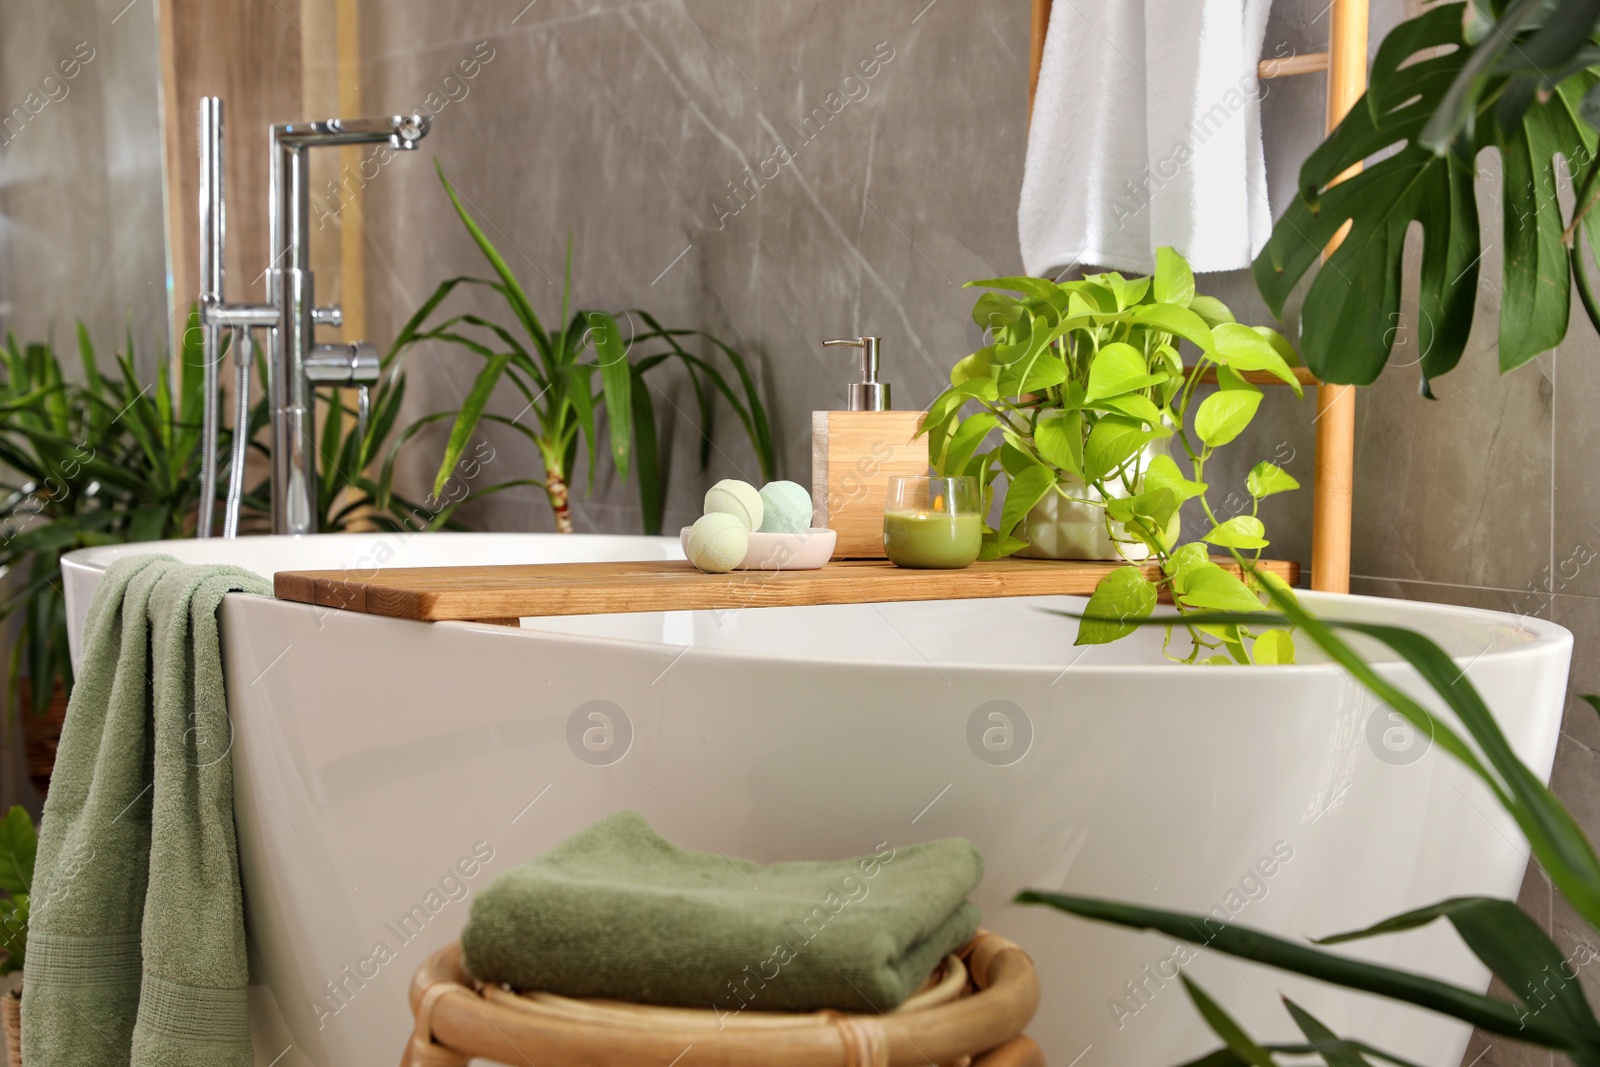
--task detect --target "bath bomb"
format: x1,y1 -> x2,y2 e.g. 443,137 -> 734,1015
757,480 -> 813,534
686,512 -> 749,573
704,478 -> 763,531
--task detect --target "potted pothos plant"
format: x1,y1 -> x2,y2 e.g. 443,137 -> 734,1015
922,248 -> 1304,665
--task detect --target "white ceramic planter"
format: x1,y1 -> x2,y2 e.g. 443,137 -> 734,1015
1012,478 -> 1151,561
1013,442 -> 1163,562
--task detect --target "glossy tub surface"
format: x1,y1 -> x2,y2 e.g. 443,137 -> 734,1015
62,533 -> 1571,1066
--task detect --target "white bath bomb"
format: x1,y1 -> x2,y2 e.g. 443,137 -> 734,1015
758,480 -> 813,534
686,512 -> 749,573
704,478 -> 763,531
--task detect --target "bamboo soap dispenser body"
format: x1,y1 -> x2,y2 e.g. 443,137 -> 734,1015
811,336 -> 926,560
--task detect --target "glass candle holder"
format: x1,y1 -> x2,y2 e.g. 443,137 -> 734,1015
882,476 -> 983,569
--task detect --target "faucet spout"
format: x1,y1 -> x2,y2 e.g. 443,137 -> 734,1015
273,113 -> 431,150
251,107 -> 432,535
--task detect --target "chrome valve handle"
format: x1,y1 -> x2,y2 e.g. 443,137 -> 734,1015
305,341 -> 380,458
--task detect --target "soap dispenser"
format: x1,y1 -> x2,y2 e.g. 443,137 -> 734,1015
811,336 -> 927,559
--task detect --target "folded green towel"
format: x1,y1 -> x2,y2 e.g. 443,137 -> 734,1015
23,555 -> 271,1067
461,810 -> 983,1014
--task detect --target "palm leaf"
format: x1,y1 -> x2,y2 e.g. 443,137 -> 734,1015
587,306 -> 633,480
634,311 -> 776,480
1180,976 -> 1277,1066
630,363 -> 662,534
1314,896 -> 1600,1045
432,352 -> 511,498
434,162 -> 551,355
1283,999 -> 1375,1067
1016,891 -> 1573,1048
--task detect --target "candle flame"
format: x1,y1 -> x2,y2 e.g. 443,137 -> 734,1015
933,493 -> 945,511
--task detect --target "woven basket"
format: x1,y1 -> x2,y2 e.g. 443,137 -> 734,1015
3,987 -> 21,1067
401,931 -> 1043,1067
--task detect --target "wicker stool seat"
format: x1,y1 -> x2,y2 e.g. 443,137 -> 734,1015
401,931 -> 1044,1067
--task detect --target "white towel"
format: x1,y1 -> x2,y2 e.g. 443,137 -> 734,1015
1019,0 -> 1276,277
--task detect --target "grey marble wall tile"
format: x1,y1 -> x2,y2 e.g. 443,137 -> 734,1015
360,0 -> 1028,532
1349,575 -> 1555,621
1551,300 -> 1600,600
747,0 -> 1027,454
361,0 -> 766,533
1344,154 -> 1554,595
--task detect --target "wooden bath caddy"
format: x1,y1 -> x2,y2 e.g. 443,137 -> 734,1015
273,556 -> 1299,625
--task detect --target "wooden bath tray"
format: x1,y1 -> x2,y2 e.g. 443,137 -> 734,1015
273,557 -> 1299,624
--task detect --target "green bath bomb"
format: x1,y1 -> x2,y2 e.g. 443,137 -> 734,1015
758,480 -> 813,533
686,512 -> 749,573
704,478 -> 763,531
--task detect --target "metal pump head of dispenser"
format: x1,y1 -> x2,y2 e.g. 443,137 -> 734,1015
821,336 -> 888,411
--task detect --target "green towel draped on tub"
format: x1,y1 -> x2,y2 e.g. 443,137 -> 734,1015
461,810 -> 983,1014
23,555 -> 271,1067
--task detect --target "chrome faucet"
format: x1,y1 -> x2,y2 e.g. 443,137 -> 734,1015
196,98 -> 430,537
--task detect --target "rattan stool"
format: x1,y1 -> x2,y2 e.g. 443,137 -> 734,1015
401,931 -> 1044,1067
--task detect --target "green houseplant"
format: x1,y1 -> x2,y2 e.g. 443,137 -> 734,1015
922,248 -> 1305,664
0,317 -> 438,790
0,804 -> 37,1060
1255,1 -> 1600,389
399,163 -> 776,535
0,319 -> 225,728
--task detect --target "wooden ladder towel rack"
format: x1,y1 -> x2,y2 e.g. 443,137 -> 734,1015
1028,0 -> 1369,595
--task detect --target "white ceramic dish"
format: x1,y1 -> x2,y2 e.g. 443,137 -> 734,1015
678,525 -> 837,570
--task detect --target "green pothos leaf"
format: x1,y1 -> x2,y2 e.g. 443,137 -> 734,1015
1177,563 -> 1265,613
1154,245 -> 1196,307
1076,565 -> 1158,646
1033,410 -> 1084,475
999,465 -> 1056,540
1144,453 -> 1207,502
1204,515 -> 1269,549
1251,628 -> 1296,665
1247,461 -> 1300,499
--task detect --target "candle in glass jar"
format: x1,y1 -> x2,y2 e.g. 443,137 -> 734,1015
882,509 -> 983,569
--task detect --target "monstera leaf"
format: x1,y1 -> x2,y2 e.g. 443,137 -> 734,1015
1253,2 -> 1600,390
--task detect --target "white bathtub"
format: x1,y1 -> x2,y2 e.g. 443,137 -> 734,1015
61,533 -> 1570,1067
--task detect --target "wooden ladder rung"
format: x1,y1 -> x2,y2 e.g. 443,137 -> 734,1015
1258,51 -> 1331,79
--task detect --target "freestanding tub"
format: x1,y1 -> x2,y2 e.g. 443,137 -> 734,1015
61,533 -> 1570,1067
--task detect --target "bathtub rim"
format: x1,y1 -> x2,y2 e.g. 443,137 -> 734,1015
58,534 -> 1570,680
425,592 -> 1573,678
